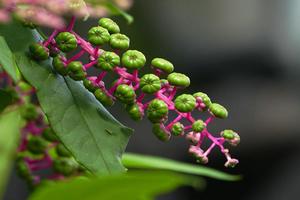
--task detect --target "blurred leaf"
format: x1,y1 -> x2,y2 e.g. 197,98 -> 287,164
29,171 -> 202,200
0,37 -> 18,83
104,1 -> 134,24
0,89 -> 13,113
0,107 -> 22,199
122,153 -> 241,181
16,53 -> 133,175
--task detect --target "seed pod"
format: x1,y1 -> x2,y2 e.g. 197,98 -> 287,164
88,26 -> 110,46
167,72 -> 190,88
193,92 -> 212,108
53,56 -> 69,75
21,103 -> 38,120
55,32 -> 77,52
151,58 -> 174,74
192,120 -> 205,132
42,128 -> 58,142
94,89 -> 114,107
83,79 -> 97,92
209,103 -> 228,119
97,51 -> 120,71
98,18 -> 120,34
152,123 -> 171,142
29,43 -> 49,61
56,144 -> 72,157
53,158 -> 77,176
147,99 -> 168,123
67,61 -> 86,81
110,33 -> 130,50
174,94 -> 196,113
126,103 -> 144,121
171,122 -> 184,136
27,136 -> 47,155
121,50 -> 146,70
114,84 -> 136,104
140,74 -> 161,94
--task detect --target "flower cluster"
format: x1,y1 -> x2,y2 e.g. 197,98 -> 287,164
0,0 -> 133,28
28,17 -> 240,167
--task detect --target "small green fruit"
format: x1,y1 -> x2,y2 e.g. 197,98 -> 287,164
94,89 -> 114,107
55,32 -> 77,52
140,74 -> 161,94
167,72 -> 190,88
126,103 -> 144,121
97,51 -> 120,71
110,33 -> 130,50
114,84 -> 136,104
53,158 -> 77,176
122,50 -> 146,70
192,120 -> 205,132
27,136 -> 47,155
53,56 -> 68,75
193,92 -> 211,108
29,43 -> 49,61
147,99 -> 168,123
42,128 -> 58,142
56,144 -> 72,157
151,58 -> 174,73
83,79 -> 97,92
88,26 -> 110,46
171,122 -> 184,136
98,18 -> 120,34
209,103 -> 228,119
174,94 -> 196,113
152,123 -> 171,141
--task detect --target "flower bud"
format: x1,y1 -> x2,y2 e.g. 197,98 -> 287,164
115,84 -> 136,104
224,158 -> 239,168
192,120 -> 205,133
110,33 -> 130,50
147,99 -> 169,123
186,132 -> 201,144
97,51 -> 120,71
29,43 -> 49,61
171,122 -> 184,136
98,18 -> 120,34
209,103 -> 228,119
167,72 -> 190,88
88,26 -> 110,46
94,88 -> 114,107
174,94 -> 196,113
27,136 -> 47,155
55,32 -> 77,52
121,50 -> 146,70
140,74 -> 161,94
125,103 -> 144,121
151,58 -> 174,74
152,123 -> 171,142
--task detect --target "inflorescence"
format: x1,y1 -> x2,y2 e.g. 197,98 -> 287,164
28,17 -> 240,168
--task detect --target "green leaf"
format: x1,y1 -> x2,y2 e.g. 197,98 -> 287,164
104,2 -> 134,24
0,37 -> 19,82
0,89 -> 13,113
122,153 -> 241,181
16,54 -> 133,175
29,171 -> 203,200
0,107 -> 22,199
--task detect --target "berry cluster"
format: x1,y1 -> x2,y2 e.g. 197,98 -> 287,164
28,17 -> 240,167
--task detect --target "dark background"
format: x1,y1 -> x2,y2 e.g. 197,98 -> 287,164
5,0 -> 300,199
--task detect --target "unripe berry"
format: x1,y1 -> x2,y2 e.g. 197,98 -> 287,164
53,158 -> 77,176
174,94 -> 196,113
55,32 -> 77,52
192,120 -> 205,133
98,18 -> 120,34
147,99 -> 168,123
193,92 -> 212,108
110,33 -> 130,50
67,61 -> 86,81
171,122 -> 184,136
152,123 -> 171,141
140,74 -> 161,94
94,89 -> 114,107
29,43 -> 49,61
42,128 -> 58,142
151,58 -> 174,74
21,103 -> 38,120
56,144 -> 72,157
167,72 -> 190,88
83,79 -> 97,92
121,50 -> 146,70
114,84 -> 136,104
27,136 -> 47,154
53,56 -> 68,76
88,26 -> 110,46
17,81 -> 32,93
125,103 -> 144,121
16,160 -> 31,179
209,103 -> 228,119
221,129 -> 240,146
97,51 -> 120,71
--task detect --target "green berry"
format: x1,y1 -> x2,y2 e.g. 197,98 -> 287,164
29,43 -> 49,60
152,123 -> 171,141
88,26 -> 110,46
97,51 -> 120,71
53,158 -> 77,176
147,99 -> 168,123
53,56 -> 68,76
18,81 -> 32,93
42,128 -> 58,142
122,50 -> 146,70
114,84 -> 136,104
167,72 -> 190,88
174,94 -> 196,113
193,92 -> 212,108
16,160 -> 31,179
56,144 -> 72,157
83,79 -> 97,92
94,89 -> 114,107
67,61 -> 86,81
171,122 -> 184,136
110,33 -> 130,50
140,74 -> 161,94
192,120 -> 205,132
126,103 -> 144,121
221,129 -> 235,140
55,32 -> 77,52
27,136 -> 47,155
151,58 -> 174,73
98,18 -> 120,34
21,103 -> 38,120
209,103 -> 228,119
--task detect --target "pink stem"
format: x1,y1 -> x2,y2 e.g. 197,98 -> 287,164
114,67 -> 134,80
71,31 -> 95,56
108,77 -> 124,95
66,16 -> 76,31
66,50 -> 85,64
137,93 -> 145,102
205,116 -> 214,125
43,30 -> 59,47
166,115 -> 183,129
95,71 -> 107,83
84,60 -> 98,70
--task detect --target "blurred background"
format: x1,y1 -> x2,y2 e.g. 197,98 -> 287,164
5,0 -> 300,199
